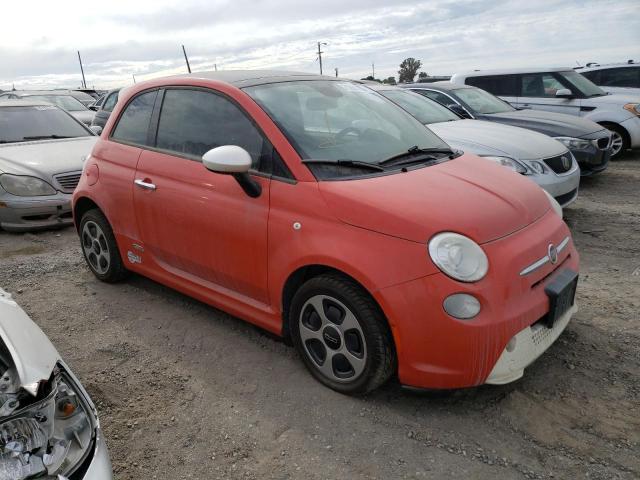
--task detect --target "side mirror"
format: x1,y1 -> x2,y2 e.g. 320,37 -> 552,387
88,104 -> 99,111
447,103 -> 471,118
202,145 -> 261,198
89,125 -> 103,135
555,88 -> 574,98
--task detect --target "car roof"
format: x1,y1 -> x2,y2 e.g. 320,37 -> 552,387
0,99 -> 57,108
161,70 -> 336,88
576,61 -> 638,72
7,90 -> 77,97
453,67 -> 574,78
402,81 -> 470,91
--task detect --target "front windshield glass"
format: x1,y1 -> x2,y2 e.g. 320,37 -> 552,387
245,81 -> 449,168
380,90 -> 460,124
558,71 -> 606,97
0,105 -> 91,143
28,95 -> 88,111
454,87 -> 514,114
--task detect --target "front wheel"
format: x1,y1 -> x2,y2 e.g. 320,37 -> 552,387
79,209 -> 128,283
290,274 -> 396,395
603,123 -> 629,159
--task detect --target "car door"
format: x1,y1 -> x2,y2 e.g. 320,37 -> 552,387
101,89 -> 158,242
517,72 -> 582,116
133,87 -> 271,304
94,90 -> 119,128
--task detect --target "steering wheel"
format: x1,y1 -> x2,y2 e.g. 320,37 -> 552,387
335,127 -> 362,143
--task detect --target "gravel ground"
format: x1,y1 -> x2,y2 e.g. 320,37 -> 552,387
0,154 -> 638,480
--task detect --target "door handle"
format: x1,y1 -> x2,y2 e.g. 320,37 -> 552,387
134,179 -> 156,191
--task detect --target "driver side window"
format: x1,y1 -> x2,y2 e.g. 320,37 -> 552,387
521,74 -> 566,98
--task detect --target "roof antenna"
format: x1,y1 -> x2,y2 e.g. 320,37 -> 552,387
182,45 -> 192,73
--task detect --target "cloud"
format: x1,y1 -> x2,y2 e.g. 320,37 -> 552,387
0,0 -> 638,90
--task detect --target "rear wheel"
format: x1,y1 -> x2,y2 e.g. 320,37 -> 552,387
79,209 -> 128,283
602,123 -> 629,159
290,274 -> 395,395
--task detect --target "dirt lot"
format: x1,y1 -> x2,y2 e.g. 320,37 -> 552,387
1,154 -> 638,480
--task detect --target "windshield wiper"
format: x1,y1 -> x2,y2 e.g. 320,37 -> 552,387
301,159 -> 385,171
378,146 -> 455,166
21,135 -> 72,141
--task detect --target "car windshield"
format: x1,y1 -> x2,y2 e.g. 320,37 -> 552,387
244,80 -> 449,175
27,95 -> 88,111
380,89 -> 460,124
454,87 -> 515,114
558,71 -> 607,97
0,105 -> 91,143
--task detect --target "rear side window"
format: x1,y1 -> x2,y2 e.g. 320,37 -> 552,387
465,75 -> 519,96
155,88 -> 265,169
103,91 -> 119,112
413,89 -> 453,106
580,70 -> 600,84
111,90 -> 158,146
599,67 -> 639,88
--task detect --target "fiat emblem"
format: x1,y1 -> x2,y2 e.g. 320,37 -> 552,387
561,156 -> 571,169
548,244 -> 558,264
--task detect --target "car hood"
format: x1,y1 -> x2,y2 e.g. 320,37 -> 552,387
0,137 -> 96,180
586,92 -> 640,105
486,109 -> 603,137
0,288 -> 59,395
429,119 -> 567,160
318,154 -> 550,244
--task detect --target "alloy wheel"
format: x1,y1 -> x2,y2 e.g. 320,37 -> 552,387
81,221 -> 111,275
610,131 -> 624,157
298,295 -> 367,382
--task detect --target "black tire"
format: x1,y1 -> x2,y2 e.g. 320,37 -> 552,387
290,273 -> 396,395
602,123 -> 630,159
79,209 -> 129,283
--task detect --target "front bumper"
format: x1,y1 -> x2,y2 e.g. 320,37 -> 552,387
570,141 -> 610,176
375,210 -> 579,389
528,166 -> 580,208
486,303 -> 577,384
621,115 -> 640,148
0,192 -> 73,231
80,428 -> 113,479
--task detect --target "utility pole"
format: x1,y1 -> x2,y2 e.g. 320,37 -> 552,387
77,51 -> 87,88
132,74 -> 136,84
317,42 -> 327,75
372,62 -> 375,79
182,45 -> 192,73
214,64 -> 218,71
334,67 -> 338,78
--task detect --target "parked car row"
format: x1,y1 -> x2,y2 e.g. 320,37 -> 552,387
0,67 -> 636,479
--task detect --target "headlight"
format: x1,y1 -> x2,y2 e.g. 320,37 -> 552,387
0,174 -> 56,196
428,232 -> 489,282
554,136 -> 591,149
623,103 -> 640,116
543,190 -> 563,218
480,156 -> 527,174
527,160 -> 547,174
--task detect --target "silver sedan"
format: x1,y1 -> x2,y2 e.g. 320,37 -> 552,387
0,100 -> 97,231
366,83 -> 580,207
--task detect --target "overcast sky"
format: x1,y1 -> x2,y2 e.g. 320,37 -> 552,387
1,0 -> 638,90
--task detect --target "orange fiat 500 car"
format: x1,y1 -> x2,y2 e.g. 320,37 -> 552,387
73,71 -> 579,394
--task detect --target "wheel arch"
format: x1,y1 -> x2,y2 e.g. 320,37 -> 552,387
73,196 -> 103,231
280,264 -> 395,353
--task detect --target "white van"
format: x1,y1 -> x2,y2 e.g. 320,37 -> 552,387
451,68 -> 640,158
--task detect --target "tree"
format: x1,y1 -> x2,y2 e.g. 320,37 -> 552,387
398,58 -> 422,83
382,76 -> 397,85
361,76 -> 382,83
418,71 -> 428,79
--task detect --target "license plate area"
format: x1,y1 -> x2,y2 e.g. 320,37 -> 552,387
543,269 -> 578,328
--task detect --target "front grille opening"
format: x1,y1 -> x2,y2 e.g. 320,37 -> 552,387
22,214 -> 53,221
544,154 -> 573,174
54,172 -> 82,193
596,136 -> 611,150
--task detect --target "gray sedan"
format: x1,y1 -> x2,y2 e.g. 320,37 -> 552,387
366,83 -> 580,206
0,287 -> 112,479
0,91 -> 95,126
0,100 -> 97,231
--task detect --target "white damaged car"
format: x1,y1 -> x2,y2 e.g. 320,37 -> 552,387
0,288 -> 112,479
